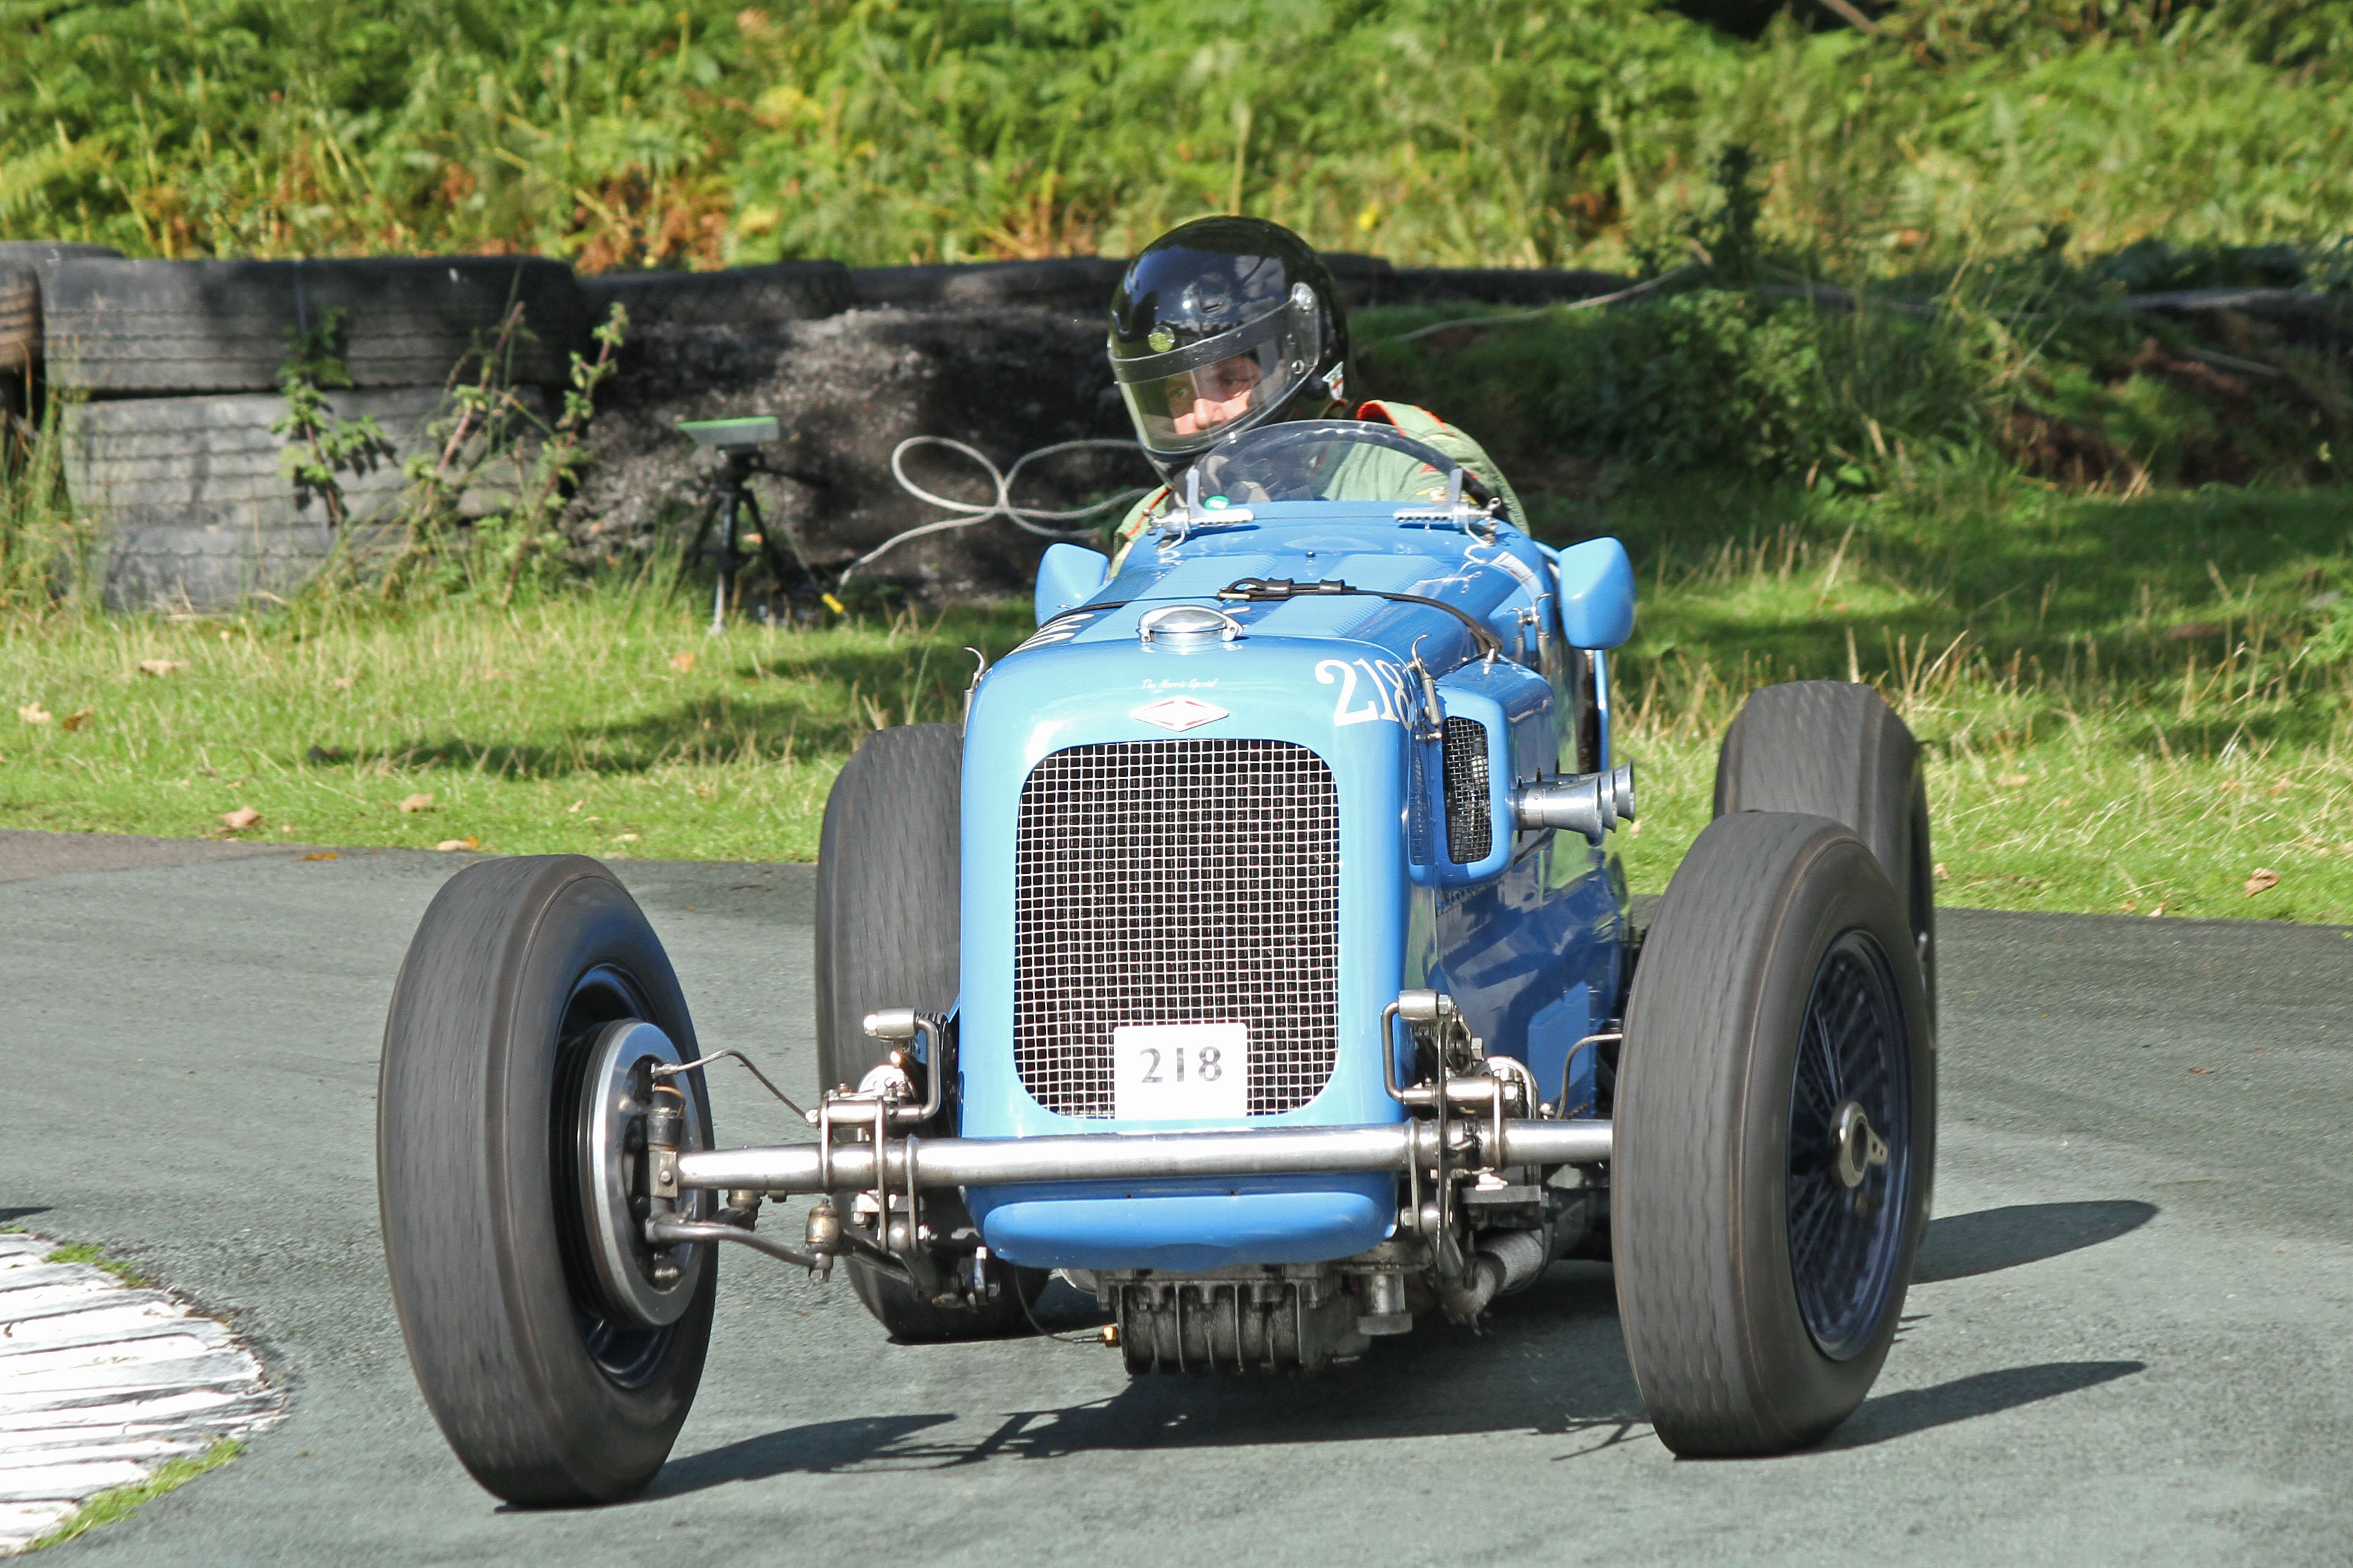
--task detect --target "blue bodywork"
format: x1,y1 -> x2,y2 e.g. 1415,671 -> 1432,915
959,496 -> 1635,1271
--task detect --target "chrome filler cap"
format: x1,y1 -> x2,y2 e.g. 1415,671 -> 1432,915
1137,605 -> 1243,646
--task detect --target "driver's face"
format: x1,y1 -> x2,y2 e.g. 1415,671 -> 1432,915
1169,354 -> 1265,437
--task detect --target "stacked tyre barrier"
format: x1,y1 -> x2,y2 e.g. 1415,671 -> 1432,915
0,242 -> 120,393
65,387 -> 550,611
12,246 -> 1638,611
40,257 -> 586,611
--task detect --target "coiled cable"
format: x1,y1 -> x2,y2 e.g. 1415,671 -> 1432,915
840,436 -> 1150,586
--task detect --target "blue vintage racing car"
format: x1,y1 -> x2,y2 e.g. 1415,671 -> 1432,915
378,418 -> 1937,1504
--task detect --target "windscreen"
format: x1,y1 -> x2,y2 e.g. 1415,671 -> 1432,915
1189,420 -> 1485,507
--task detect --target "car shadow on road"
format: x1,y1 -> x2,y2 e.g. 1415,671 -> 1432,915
1914,1200 -> 2157,1283
1825,1360 -> 2147,1451
651,1205 -> 2161,1492
648,1265 -> 1646,1493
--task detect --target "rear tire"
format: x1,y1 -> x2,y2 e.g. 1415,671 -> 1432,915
1715,680 -> 1935,1024
1614,812 -> 1934,1456
379,856 -> 715,1505
814,723 -> 1046,1339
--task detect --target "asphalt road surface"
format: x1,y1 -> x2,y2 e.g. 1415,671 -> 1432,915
2,831 -> 2349,1566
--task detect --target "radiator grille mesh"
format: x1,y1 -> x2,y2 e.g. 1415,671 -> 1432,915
1442,716 -> 1491,864
1013,738 -> 1340,1117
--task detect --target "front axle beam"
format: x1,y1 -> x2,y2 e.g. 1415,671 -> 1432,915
671,1117 -> 1611,1194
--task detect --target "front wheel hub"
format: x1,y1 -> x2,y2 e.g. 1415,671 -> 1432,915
577,1020 -> 710,1329
1830,1100 -> 1889,1191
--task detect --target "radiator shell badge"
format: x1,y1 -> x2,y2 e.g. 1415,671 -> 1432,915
1130,696 -> 1229,732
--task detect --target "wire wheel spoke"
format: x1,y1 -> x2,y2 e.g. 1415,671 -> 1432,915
1785,930 -> 1912,1360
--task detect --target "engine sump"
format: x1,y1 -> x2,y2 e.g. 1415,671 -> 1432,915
1102,1267 -> 1373,1374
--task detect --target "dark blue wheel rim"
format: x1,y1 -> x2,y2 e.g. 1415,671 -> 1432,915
1786,929 -> 1912,1361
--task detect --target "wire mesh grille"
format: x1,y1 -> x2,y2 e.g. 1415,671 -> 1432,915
1013,738 -> 1341,1117
1442,717 -> 1491,864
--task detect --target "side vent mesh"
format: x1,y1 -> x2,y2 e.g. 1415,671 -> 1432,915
1442,716 -> 1491,864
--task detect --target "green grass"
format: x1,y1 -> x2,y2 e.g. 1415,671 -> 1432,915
7,468 -> 2353,921
0,592 -> 1031,862
29,1440 -> 244,1553
2,0 -> 2349,274
1598,466 -> 2353,922
42,1241 -> 152,1286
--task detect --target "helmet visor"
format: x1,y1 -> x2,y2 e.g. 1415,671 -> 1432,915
1117,341 -> 1302,455
1112,287 -> 1321,458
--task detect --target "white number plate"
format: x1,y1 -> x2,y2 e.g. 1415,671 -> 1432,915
1112,1022 -> 1248,1121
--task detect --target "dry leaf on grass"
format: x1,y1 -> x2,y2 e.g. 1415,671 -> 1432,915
397,793 -> 436,814
434,837 -> 481,852
330,676 -> 355,690
222,806 -> 262,830
1933,862 -> 1950,880
1995,773 -> 2031,787
2245,867 -> 2281,897
564,800 -> 583,814
136,659 -> 189,677
669,650 -> 697,674
59,708 -> 93,732
616,833 -> 641,842
17,702 -> 50,725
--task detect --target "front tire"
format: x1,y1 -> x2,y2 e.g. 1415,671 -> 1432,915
379,856 -> 715,1505
815,724 -> 1046,1339
1614,812 -> 1935,1456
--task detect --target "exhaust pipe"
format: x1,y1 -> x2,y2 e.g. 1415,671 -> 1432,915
1515,763 -> 1636,841
1437,1226 -> 1550,1323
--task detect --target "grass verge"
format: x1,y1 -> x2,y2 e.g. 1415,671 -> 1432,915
29,1440 -> 245,1553
42,1241 -> 152,1287
0,592 -> 1025,863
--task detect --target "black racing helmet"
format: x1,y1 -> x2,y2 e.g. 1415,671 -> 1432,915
1108,217 -> 1350,479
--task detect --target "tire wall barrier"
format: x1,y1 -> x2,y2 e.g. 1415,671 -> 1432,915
67,387 -> 547,612
0,265 -> 35,379
0,243 -> 120,380
45,257 -> 588,394
14,245 -> 1648,609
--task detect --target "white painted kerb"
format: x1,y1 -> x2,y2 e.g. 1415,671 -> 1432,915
0,1232 -> 283,1554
